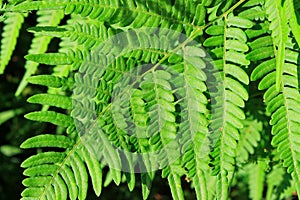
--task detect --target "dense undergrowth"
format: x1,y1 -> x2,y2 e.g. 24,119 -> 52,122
0,0 -> 300,199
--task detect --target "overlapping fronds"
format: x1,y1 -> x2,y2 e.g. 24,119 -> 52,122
1,0 -> 300,199
249,11 -> 300,196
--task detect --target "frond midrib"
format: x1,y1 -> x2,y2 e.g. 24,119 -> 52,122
38,136 -> 82,199
282,84 -> 300,189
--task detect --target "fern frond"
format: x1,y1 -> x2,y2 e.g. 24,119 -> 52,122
139,69 -> 185,199
206,174 -> 217,200
238,5 -> 266,21
51,29 -> 76,77
21,129 -> 103,200
10,0 -> 208,35
25,52 -> 73,65
286,0 -> 300,47
80,147 -> 102,196
15,9 -> 64,96
7,0 -> 299,199
265,164 -> 290,200
25,111 -> 73,127
204,13 -> 251,199
250,29 -> 300,194
41,20 -> 78,111
71,64 -> 124,185
248,161 -> 268,200
28,21 -> 117,50
0,12 -> 25,73
265,0 -> 289,91
166,47 -> 210,199
236,118 -> 262,163
141,172 -> 154,200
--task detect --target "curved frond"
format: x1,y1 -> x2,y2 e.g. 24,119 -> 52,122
167,48 -> 210,199
249,24 -> 300,195
204,13 -> 251,199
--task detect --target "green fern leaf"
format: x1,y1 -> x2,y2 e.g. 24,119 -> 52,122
22,176 -> 53,187
21,152 -> 66,168
27,75 -> 68,88
250,31 -> 300,194
248,161 -> 268,200
167,173 -> 184,200
15,9 -> 64,96
21,132 -> 104,200
286,0 -> 300,47
266,0 -> 289,91
27,93 -> 72,109
25,53 -> 73,65
250,59 -> 275,81
246,46 -> 275,61
140,70 -> 185,199
167,51 -> 210,199
238,6 -> 266,21
68,151 -> 89,199
236,118 -> 262,163
4,0 -> 299,199
204,12 -> 251,199
0,12 -> 25,73
141,172 -> 154,200
60,165 -> 78,200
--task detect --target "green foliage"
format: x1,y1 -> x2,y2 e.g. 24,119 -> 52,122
15,9 -> 64,96
0,0 -> 300,199
0,12 -> 25,73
